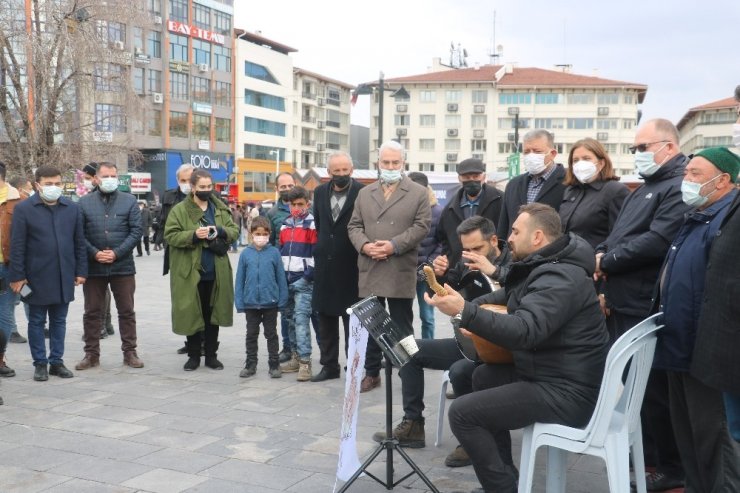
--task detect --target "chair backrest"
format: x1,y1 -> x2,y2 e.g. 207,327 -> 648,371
578,313 -> 663,448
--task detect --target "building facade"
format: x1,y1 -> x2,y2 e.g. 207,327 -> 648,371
369,61 -> 647,176
677,97 -> 737,155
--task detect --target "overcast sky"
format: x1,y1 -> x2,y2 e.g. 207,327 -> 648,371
235,0 -> 739,127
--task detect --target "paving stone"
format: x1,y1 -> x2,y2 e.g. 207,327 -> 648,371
42,478 -> 138,493
133,448 -> 227,474
47,455 -> 154,484
126,427 -> 222,451
202,458 -> 312,489
0,445 -> 86,472
1,464 -> 71,493
46,415 -> 151,439
121,468 -> 208,493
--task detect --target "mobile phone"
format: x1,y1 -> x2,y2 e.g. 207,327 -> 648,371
20,283 -> 32,300
207,226 -> 218,240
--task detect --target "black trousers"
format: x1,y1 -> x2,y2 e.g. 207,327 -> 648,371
136,235 -> 150,255
245,308 -> 279,367
187,281 -> 219,358
399,338 -> 477,421
364,297 -> 413,378
317,312 -> 349,373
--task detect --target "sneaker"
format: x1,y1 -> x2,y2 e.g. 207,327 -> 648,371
9,332 -> 27,343
297,359 -> 312,381
268,366 -> 282,378
0,359 -> 16,378
278,348 -> 292,363
239,364 -> 257,378
372,417 -> 425,448
33,364 -> 49,381
280,352 -> 299,373
49,364 -> 74,378
631,471 -> 685,492
445,445 -> 472,467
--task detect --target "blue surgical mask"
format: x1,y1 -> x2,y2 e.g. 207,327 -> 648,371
99,177 -> 119,193
40,185 -> 63,202
379,169 -> 402,184
634,151 -> 660,177
681,174 -> 722,208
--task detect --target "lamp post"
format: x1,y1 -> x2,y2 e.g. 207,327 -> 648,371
507,107 -> 521,179
269,149 -> 280,201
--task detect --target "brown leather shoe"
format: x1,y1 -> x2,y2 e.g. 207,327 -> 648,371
75,354 -> 100,370
360,375 -> 381,393
123,352 -> 144,368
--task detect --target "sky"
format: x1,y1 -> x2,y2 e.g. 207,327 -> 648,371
235,0 -> 740,127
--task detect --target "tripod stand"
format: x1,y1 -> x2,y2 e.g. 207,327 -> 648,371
338,354 -> 439,492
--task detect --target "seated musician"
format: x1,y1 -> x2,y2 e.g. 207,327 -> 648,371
428,203 -> 609,493
371,216 -> 511,469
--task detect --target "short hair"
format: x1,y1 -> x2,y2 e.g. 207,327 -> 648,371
275,172 -> 294,185
564,138 -> 619,185
522,129 -> 554,147
378,140 -> 405,159
0,161 -> 7,181
176,164 -> 194,180
8,176 -> 31,189
34,165 -> 62,182
517,203 -> 562,241
326,151 -> 354,168
456,215 -> 497,240
286,185 -> 309,203
649,118 -> 680,145
250,216 -> 271,233
98,161 -> 117,172
407,171 -> 428,188
189,169 -> 212,186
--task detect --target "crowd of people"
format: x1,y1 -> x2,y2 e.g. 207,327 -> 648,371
0,108 -> 739,493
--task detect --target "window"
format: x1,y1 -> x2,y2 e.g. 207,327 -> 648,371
327,86 -> 341,105
212,45 -> 230,72
192,76 -> 211,103
193,40 -> 211,66
419,90 -> 436,103
326,109 -> 342,128
242,171 -> 275,193
623,119 -> 634,129
446,90 -> 462,102
499,93 -> 531,105
621,143 -> 632,155
419,115 -> 435,127
192,114 -> 210,141
193,3 -> 210,29
445,114 -> 461,128
94,64 -> 125,92
603,143 -> 618,153
244,144 -> 283,161
148,0 -> 161,15
498,117 -> 530,129
97,21 -> 126,43
147,31 -> 161,58
148,110 -> 161,136
394,114 -> 410,126
95,104 -> 126,132
567,118 -> 594,129
169,72 -> 188,100
326,131 -> 343,150
169,0 -> 188,23
419,139 -> 435,150
597,119 -> 618,130
471,140 -> 487,152
245,117 -> 286,136
214,81 -> 231,106
699,111 -> 737,125
624,94 -> 634,104
445,139 -> 460,150
704,136 -> 733,146
498,142 -> 517,153
170,34 -> 188,62
471,115 -> 487,128
214,11 -> 231,35
169,111 -> 188,138
244,89 -> 285,111
472,90 -> 487,103
535,93 -> 559,104
419,163 -> 434,172
148,69 -> 162,93
534,118 -> 564,129
566,93 -> 594,104
597,93 -> 619,105
133,67 -> 145,94
215,117 -> 231,142
133,27 -> 143,52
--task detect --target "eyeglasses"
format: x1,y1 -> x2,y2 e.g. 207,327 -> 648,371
628,140 -> 668,154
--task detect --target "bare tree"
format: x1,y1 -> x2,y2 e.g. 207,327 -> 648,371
0,0 -> 152,176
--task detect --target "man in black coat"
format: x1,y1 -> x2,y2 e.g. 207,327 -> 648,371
309,151 -> 363,382
436,157 -> 503,270
428,203 -> 608,493
497,129 -> 566,238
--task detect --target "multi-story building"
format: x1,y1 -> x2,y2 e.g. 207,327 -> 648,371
371,60 -> 647,176
677,97 -> 737,155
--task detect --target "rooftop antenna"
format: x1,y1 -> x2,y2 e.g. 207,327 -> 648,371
450,42 -> 468,68
488,10 -> 501,65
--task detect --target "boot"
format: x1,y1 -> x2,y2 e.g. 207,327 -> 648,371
75,354 -> 100,370
239,360 -> 257,378
204,341 -> 223,370
297,359 -> 312,382
184,338 -> 201,371
278,347 -> 292,363
372,417 -> 425,448
280,352 -> 299,373
0,353 -> 16,377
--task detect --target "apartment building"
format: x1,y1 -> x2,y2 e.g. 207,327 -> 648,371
372,61 -> 647,176
677,97 -> 737,155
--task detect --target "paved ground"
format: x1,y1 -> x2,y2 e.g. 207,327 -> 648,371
0,249 -> 622,492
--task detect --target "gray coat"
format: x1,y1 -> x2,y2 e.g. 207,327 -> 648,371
348,176 -> 431,299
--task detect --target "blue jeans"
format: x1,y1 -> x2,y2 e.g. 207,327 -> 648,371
0,264 -> 18,352
284,278 -> 313,359
28,303 -> 70,366
416,279 -> 435,339
724,393 -> 740,442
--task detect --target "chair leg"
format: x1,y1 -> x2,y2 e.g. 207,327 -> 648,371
630,424 -> 647,493
545,446 -> 567,493
603,432 -> 630,493
435,370 -> 449,447
518,426 -> 536,493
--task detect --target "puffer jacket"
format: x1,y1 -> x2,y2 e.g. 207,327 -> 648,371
234,244 -> 289,311
79,189 -> 142,277
417,187 -> 443,265
460,233 -> 609,425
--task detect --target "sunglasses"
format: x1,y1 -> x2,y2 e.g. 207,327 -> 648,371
628,140 -> 668,154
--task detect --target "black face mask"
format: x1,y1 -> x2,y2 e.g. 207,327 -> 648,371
462,180 -> 482,197
279,190 -> 290,202
332,174 -> 351,189
195,190 -> 212,201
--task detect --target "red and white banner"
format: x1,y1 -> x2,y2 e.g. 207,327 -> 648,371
167,20 -> 225,45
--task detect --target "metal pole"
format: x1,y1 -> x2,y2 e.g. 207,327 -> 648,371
378,71 -> 384,147
274,150 -> 280,201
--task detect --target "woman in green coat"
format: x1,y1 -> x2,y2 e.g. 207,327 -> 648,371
164,169 -> 238,371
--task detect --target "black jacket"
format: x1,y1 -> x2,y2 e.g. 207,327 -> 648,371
596,154 -> 690,317
311,179 -> 364,315
436,184 -> 503,267
498,164 -> 566,238
559,179 -> 630,249
158,187 -> 187,275
460,233 -> 609,426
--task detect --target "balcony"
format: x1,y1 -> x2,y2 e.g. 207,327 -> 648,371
301,115 -> 316,123
301,138 -> 316,146
302,91 -> 316,100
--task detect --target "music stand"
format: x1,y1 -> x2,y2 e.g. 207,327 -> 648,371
338,297 -> 439,493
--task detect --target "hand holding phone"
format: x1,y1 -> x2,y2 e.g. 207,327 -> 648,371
19,283 -> 32,300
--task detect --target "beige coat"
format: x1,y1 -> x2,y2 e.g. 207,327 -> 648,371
347,176 -> 431,299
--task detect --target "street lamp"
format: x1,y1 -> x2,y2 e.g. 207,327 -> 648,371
507,107 -> 521,179
269,149 -> 280,201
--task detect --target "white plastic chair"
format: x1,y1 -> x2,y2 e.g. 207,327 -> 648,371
517,313 -> 663,493
435,370 -> 450,446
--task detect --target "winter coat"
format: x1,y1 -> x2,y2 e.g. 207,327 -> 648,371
692,193 -> 740,393
311,179 -> 363,315
164,195 -> 238,335
498,164 -> 566,238
157,187 -> 187,275
8,195 -> 88,305
652,190 -> 736,372
417,188 -> 444,266
234,244 -> 288,311
559,179 -> 630,249
437,183 -> 503,267
140,206 -> 152,236
596,154 -> 691,317
279,212 -> 317,284
460,233 -> 609,426
0,184 -> 21,264
266,201 -> 290,246
348,176 -> 431,299
79,190 -> 142,277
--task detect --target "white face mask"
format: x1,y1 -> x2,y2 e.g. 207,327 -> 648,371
179,183 -> 191,194
634,142 -> 668,177
83,179 -> 94,191
379,169 -> 403,184
523,152 -> 548,175
733,123 -> 740,147
252,236 -> 269,247
573,160 -> 599,183
40,185 -> 63,202
99,177 -> 119,193
681,174 -> 722,208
